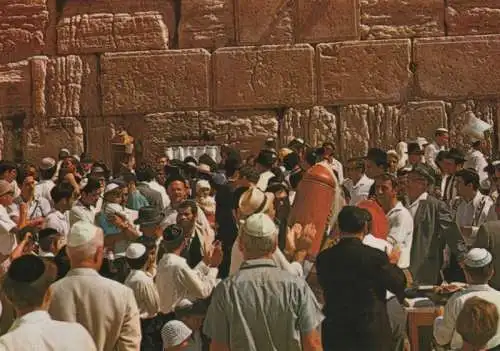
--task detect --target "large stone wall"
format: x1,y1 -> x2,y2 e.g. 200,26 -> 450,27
1,0 -> 500,165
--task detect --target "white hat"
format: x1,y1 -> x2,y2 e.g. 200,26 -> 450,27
104,183 -> 120,194
464,248 -> 493,268
40,157 -> 56,170
125,243 -> 146,259
238,187 -> 274,217
198,163 -> 211,173
196,180 -> 211,192
463,112 -> 492,141
161,320 -> 192,349
492,160 -> 500,167
241,213 -> 277,238
72,154 -> 80,162
67,221 -> 99,247
436,127 -> 449,133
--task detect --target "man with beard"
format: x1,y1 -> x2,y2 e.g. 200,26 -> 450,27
177,200 -> 215,268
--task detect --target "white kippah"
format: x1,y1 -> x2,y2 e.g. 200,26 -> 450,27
67,221 -> 99,247
464,248 -> 493,268
125,243 -> 146,259
241,213 -> 277,238
161,320 -> 192,348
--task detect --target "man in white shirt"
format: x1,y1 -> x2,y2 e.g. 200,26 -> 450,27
156,224 -> 220,317
35,157 -> 57,204
321,141 -> 344,183
434,248 -> 500,350
0,254 -> 97,351
45,182 -> 75,238
0,180 -> 20,259
464,139 -> 490,190
455,169 -> 497,246
374,173 -> 413,270
9,172 -> 47,228
49,221 -> 141,351
69,177 -> 102,226
125,242 -> 161,350
343,157 -> 374,205
425,128 -> 449,172
0,161 -> 20,198
148,176 -> 170,209
255,149 -> 277,191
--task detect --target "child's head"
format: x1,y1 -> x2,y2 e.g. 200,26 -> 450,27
196,180 -> 211,198
161,320 -> 192,351
174,299 -> 207,331
457,296 -> 499,350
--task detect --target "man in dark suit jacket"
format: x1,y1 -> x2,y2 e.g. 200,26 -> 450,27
317,206 -> 406,351
136,165 -> 164,213
474,208 -> 500,290
406,165 -> 465,285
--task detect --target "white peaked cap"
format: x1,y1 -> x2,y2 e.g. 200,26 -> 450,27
68,221 -> 99,247
464,248 -> 493,268
125,243 -> 146,259
161,320 -> 192,348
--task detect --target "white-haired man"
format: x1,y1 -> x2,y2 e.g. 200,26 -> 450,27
49,221 -> 141,351
203,213 -> 324,351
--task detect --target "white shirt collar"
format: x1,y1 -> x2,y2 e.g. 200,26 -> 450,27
38,250 -> 55,258
354,174 -> 370,188
408,192 -> 428,209
13,310 -> 51,327
387,201 -> 404,216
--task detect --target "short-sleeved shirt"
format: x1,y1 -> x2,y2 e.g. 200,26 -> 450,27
203,259 -> 323,351
0,205 -> 17,256
44,210 -> 70,237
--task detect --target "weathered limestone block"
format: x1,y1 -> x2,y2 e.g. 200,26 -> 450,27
447,1 -> 500,35
43,55 -> 99,118
366,104 -> 402,152
213,45 -> 315,109
446,100 -> 497,153
57,12 -> 169,54
317,40 -> 411,105
0,60 -> 31,116
280,106 -> 338,148
297,0 -> 359,42
179,0 -> 234,49
85,116 -> 130,166
399,101 -> 448,142
31,56 -> 48,119
23,117 -> 84,162
361,0 -> 445,39
202,111 -> 278,156
138,112 -> 204,161
414,35 -> 500,99
339,105 -> 370,160
101,49 -> 211,115
0,0 -> 56,63
236,0 -> 294,45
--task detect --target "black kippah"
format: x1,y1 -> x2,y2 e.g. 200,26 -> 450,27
8,255 -> 45,283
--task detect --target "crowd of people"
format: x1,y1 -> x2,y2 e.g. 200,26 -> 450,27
0,124 -> 500,351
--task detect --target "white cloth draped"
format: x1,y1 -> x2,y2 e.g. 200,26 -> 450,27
164,146 -> 221,163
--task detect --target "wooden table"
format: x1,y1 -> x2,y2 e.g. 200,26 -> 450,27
406,307 -> 441,351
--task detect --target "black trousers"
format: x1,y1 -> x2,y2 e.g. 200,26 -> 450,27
140,312 -> 175,351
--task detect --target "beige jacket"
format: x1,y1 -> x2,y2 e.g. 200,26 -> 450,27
49,268 -> 141,351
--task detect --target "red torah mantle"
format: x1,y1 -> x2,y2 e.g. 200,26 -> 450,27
289,163 -> 337,256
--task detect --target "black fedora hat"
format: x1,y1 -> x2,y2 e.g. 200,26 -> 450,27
445,148 -> 466,163
134,206 -> 165,227
162,224 -> 185,247
406,142 -> 424,155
